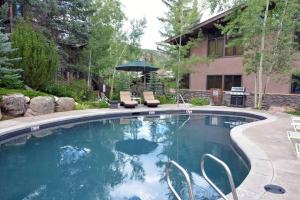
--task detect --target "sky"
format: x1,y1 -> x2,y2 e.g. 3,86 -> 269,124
120,0 -> 214,50
120,0 -> 166,50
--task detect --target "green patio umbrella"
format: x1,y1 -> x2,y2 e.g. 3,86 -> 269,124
116,60 -> 159,85
116,60 -> 158,72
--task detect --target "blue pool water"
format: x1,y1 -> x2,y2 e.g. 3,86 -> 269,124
0,114 -> 256,200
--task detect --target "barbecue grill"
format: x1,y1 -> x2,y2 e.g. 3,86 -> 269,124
229,87 -> 249,107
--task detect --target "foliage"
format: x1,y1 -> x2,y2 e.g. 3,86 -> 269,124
113,72 -> 132,98
147,72 -> 159,93
0,24 -> 16,67
75,100 -> 108,110
44,80 -> 96,102
0,87 -> 49,98
210,0 -> 300,108
0,67 -> 24,89
157,94 -> 176,104
287,111 -> 300,116
11,20 -> 59,89
190,98 -> 209,106
159,0 -> 209,98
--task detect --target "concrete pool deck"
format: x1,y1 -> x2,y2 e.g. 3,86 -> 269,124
0,105 -> 299,200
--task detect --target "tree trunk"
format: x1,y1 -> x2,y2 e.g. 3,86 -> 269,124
257,0 -> 269,109
254,73 -> 258,108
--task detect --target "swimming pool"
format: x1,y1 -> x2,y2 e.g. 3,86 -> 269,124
0,113 -> 257,200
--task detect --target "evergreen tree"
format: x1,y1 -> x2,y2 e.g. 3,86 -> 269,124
0,25 -> 14,67
11,20 -> 59,89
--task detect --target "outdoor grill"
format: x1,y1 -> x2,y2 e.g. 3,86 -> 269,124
229,87 -> 249,107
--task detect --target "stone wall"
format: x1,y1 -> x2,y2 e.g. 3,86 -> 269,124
180,89 -> 300,110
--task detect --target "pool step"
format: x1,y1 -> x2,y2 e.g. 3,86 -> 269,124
166,154 -> 239,200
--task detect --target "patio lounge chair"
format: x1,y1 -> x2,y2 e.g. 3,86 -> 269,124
143,91 -> 160,107
120,91 -> 138,108
292,116 -> 300,132
287,131 -> 300,158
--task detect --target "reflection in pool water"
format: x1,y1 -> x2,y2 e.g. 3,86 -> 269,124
0,114 -> 255,200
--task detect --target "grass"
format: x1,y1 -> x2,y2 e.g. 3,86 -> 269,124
287,111 -> 300,116
0,87 -> 50,99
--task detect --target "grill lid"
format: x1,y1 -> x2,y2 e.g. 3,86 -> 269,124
231,87 -> 245,92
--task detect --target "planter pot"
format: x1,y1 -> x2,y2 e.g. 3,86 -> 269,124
109,100 -> 119,109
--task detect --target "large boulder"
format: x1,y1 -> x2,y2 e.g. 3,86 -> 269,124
1,94 -> 26,116
25,96 -> 55,117
55,97 -> 75,112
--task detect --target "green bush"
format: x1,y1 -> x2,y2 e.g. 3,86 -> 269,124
75,100 -> 108,110
0,87 -> 49,98
190,98 -> 209,106
43,80 -> 96,102
11,19 -> 58,89
157,94 -> 176,104
0,67 -> 24,89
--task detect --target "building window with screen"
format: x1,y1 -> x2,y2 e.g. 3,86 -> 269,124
291,75 -> 300,94
224,75 -> 242,91
208,37 -> 224,57
207,75 -> 222,90
225,37 -> 243,56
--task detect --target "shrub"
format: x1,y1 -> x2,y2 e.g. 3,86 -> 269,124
75,100 -> 108,110
190,98 -> 209,106
0,67 -> 24,89
43,80 -> 96,102
11,19 -> 58,89
157,94 -> 176,104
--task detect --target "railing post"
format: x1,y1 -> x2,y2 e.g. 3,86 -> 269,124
201,154 -> 239,200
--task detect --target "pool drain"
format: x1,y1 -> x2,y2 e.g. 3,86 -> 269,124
264,184 -> 286,194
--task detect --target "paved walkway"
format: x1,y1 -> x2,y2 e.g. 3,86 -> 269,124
0,105 -> 299,200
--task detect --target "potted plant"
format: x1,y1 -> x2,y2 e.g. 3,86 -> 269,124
109,94 -> 119,109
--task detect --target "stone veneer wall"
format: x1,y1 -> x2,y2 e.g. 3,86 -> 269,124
180,89 -> 300,110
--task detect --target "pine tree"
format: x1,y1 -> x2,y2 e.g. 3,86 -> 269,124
11,20 -> 59,89
0,26 -> 14,67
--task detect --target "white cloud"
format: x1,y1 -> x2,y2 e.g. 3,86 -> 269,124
120,0 -> 166,50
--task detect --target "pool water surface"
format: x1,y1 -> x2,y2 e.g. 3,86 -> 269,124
0,114 -> 256,200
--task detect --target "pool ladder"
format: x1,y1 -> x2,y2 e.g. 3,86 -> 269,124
166,153 -> 239,200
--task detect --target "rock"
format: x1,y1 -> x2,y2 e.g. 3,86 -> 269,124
54,96 -> 59,102
1,94 -> 26,116
25,96 -> 30,104
55,97 -> 75,112
25,96 -> 55,116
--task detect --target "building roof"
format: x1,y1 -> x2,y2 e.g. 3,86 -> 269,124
165,8 -> 234,44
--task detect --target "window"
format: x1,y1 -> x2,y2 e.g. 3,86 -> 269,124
224,75 -> 242,91
207,75 -> 222,90
225,37 -> 243,56
291,75 -> 300,94
208,37 -> 224,57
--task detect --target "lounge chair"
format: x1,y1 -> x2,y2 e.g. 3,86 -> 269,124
143,91 -> 160,107
287,131 -> 300,158
120,91 -> 138,108
291,116 -> 300,132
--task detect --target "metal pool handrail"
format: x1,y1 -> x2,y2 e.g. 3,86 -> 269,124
166,160 -> 195,200
201,154 -> 239,200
